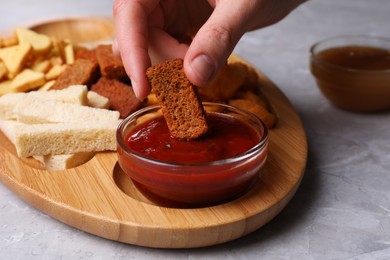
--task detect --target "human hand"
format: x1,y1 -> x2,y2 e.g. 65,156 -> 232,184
113,0 -> 306,99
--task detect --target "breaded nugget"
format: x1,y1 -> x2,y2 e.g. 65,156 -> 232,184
197,62 -> 249,102
91,77 -> 141,118
228,98 -> 277,128
146,59 -> 208,139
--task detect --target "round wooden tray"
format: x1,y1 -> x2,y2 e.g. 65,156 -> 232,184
0,17 -> 307,248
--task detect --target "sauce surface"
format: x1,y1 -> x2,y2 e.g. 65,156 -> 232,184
317,45 -> 390,70
125,114 -> 260,164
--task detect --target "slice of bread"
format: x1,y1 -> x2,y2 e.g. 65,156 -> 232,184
33,152 -> 96,171
9,120 -> 119,157
87,91 -> 110,109
146,59 -> 208,139
0,85 -> 88,119
0,119 -> 96,170
14,96 -> 120,124
0,119 -> 21,143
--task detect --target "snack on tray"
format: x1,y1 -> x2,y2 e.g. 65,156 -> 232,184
75,48 -> 98,64
0,85 -> 89,119
195,60 -> 277,129
2,120 -> 118,157
229,98 -> 277,128
0,86 -> 121,170
146,59 -> 208,139
0,28 -> 77,95
91,77 -> 141,118
95,44 -> 127,79
10,69 -> 45,92
49,59 -> 99,90
197,62 -> 248,102
0,43 -> 32,79
16,28 -> 52,55
87,90 -> 110,109
33,152 -> 96,171
13,96 -> 120,124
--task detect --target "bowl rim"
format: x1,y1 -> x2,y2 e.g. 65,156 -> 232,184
310,34 -> 390,74
116,102 -> 269,168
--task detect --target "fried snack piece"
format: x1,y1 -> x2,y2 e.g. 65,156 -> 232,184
146,59 -> 208,139
75,48 -> 98,64
0,36 -> 18,48
0,80 -> 13,96
229,92 -> 277,129
0,43 -> 32,79
95,44 -> 127,79
0,62 -> 7,80
197,62 -> 249,102
16,28 -> 52,55
91,77 -> 141,118
10,69 -> 45,92
49,59 -> 99,90
45,64 -> 67,81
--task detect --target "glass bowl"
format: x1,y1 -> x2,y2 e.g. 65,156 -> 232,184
310,35 -> 390,112
116,102 -> 269,207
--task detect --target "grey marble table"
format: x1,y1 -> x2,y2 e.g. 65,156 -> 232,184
1,1 -> 390,259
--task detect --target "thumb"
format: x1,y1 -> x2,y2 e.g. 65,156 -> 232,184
183,2 -> 252,87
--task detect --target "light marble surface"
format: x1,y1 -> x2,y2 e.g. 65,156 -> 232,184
1,0 -> 390,259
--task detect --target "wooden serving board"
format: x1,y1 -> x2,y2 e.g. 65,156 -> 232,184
0,18 -> 307,248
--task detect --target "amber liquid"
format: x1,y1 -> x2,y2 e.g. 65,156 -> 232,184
317,45 -> 390,70
311,45 -> 390,112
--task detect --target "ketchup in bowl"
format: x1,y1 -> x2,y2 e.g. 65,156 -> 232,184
116,103 -> 269,207
126,113 -> 260,164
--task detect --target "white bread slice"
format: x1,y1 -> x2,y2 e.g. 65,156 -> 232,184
14,96 -> 119,124
0,93 -> 22,119
0,119 -> 21,143
87,91 -> 110,109
11,120 -> 119,157
0,119 -> 96,170
0,85 -> 89,119
33,152 -> 96,171
32,84 -> 88,104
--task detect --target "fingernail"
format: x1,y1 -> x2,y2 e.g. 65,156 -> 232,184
191,54 -> 215,84
130,78 -> 141,99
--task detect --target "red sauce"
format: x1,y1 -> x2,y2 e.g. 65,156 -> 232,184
125,114 -> 260,164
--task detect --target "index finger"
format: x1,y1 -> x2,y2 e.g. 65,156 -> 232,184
113,0 -> 158,99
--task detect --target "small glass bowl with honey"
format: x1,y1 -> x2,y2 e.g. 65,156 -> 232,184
310,35 -> 390,112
